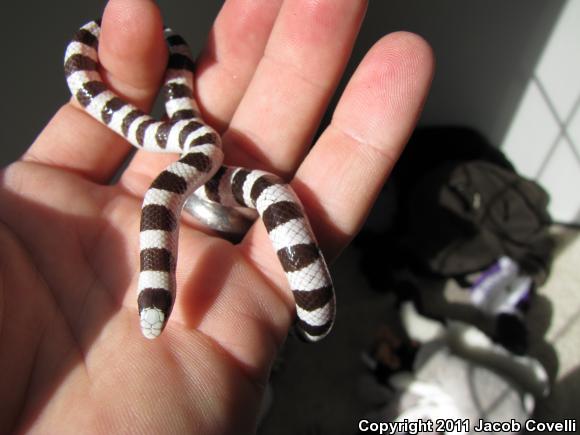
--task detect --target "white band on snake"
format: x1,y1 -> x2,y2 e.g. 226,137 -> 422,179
64,20 -> 336,342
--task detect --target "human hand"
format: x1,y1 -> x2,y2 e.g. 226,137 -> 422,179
0,0 -> 433,433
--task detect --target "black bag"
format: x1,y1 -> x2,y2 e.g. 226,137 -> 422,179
400,159 -> 554,283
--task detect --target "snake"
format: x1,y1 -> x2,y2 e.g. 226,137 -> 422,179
64,20 -> 336,342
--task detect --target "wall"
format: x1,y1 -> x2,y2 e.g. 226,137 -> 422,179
0,1 -> 573,221
500,0 -> 580,224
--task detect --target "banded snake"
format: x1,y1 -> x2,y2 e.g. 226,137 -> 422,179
64,20 -> 336,342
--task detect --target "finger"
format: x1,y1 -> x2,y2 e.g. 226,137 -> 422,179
121,0 -> 283,195
241,32 -> 434,290
195,0 -> 284,131
296,32 -> 435,254
221,0 -> 368,177
23,0 -> 167,183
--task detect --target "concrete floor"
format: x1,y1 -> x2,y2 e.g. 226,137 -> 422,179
530,226 -> 580,421
258,226 -> 580,434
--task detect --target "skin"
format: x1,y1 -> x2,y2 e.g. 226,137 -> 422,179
0,0 -> 434,433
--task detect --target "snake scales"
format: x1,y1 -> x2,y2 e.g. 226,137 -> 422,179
64,20 -> 336,342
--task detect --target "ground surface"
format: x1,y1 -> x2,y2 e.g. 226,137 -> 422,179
258,226 -> 580,435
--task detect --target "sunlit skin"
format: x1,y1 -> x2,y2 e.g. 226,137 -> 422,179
0,0 -> 434,433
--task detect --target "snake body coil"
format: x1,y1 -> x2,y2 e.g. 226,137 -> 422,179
64,20 -> 336,342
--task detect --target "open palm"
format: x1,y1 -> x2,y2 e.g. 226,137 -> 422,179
0,0 -> 433,433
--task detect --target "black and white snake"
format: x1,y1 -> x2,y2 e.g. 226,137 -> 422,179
64,20 -> 336,342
